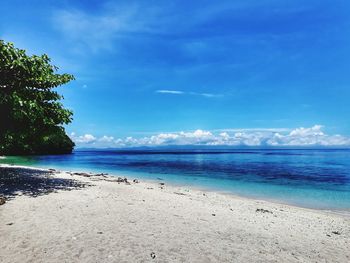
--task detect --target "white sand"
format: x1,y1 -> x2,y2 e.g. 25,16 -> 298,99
0,165 -> 349,263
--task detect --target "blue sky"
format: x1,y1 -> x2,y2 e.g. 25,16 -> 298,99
1,0 -> 350,147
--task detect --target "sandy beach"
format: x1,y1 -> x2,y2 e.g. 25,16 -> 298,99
0,165 -> 349,263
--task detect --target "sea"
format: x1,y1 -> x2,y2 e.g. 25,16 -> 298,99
1,148 -> 350,211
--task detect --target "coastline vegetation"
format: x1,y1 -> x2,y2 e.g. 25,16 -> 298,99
0,40 -> 75,155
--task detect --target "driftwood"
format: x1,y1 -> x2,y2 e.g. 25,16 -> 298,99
0,196 -> 6,205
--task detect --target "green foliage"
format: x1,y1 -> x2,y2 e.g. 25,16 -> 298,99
0,40 -> 75,155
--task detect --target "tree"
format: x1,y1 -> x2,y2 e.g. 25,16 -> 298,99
0,40 -> 75,155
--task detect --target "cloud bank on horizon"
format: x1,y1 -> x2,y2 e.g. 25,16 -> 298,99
70,125 -> 350,148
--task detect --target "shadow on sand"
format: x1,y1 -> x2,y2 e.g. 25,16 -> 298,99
0,166 -> 89,199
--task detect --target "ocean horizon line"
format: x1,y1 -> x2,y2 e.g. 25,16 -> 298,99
75,146 -> 350,150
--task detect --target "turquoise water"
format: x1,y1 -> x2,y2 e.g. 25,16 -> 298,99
1,149 -> 350,211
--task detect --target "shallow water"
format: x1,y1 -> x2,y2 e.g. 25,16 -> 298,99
2,149 -> 350,210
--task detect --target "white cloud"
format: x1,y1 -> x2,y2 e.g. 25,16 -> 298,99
266,125 -> 350,146
52,4 -> 152,52
289,125 -> 324,137
70,125 -> 350,148
188,92 -> 221,98
70,133 -> 96,144
156,90 -> 221,98
156,90 -> 184,95
199,93 -> 217,98
98,136 -> 114,143
213,128 -> 291,133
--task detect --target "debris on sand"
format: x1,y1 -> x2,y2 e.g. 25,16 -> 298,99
256,208 -> 273,214
0,196 -> 6,206
150,252 -> 156,259
174,192 -> 187,196
116,177 -> 130,184
73,172 -> 92,177
94,173 -> 108,177
72,172 -> 107,177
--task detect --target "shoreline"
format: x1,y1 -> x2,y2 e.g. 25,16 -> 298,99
1,163 -> 350,217
1,164 -> 350,262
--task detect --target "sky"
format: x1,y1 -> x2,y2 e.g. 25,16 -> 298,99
1,0 -> 350,148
